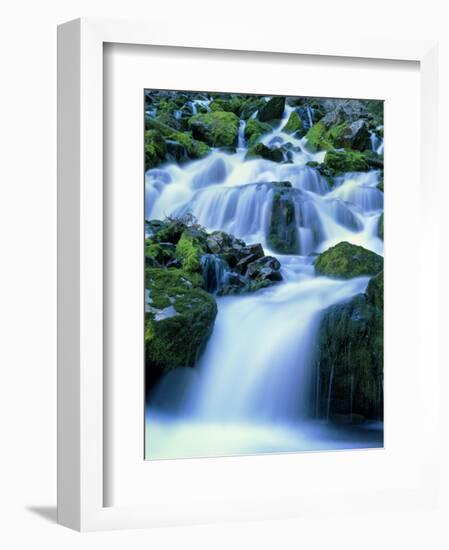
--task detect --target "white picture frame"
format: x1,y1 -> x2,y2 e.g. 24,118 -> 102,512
57,17 -> 440,531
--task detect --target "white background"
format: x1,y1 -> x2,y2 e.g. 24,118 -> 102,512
1,1 -> 448,548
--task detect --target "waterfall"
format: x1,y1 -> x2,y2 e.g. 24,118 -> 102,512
201,254 -> 229,294
237,119 -> 246,149
306,106 -> 314,128
145,101 -> 384,459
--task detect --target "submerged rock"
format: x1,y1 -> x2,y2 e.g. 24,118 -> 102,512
315,242 -> 383,279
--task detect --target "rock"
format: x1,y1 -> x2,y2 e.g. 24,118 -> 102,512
244,118 -> 272,146
348,119 -> 370,151
145,268 -> 217,380
245,142 -> 284,162
315,242 -> 383,278
165,139 -> 189,162
267,183 -> 299,254
282,111 -> 303,135
305,119 -> 370,153
146,117 -> 210,161
323,150 -> 369,174
378,213 -> 384,240
366,271 -> 383,309
210,96 -> 243,114
187,111 -> 240,147
144,130 -> 167,169
246,256 -> 282,282
151,219 -> 186,244
239,97 -> 266,120
316,289 -> 383,421
258,96 -> 286,122
305,122 -> 332,152
145,241 -> 176,267
175,228 -> 208,273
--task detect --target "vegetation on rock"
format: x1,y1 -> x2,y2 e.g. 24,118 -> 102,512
315,242 -> 383,279
187,111 -> 240,148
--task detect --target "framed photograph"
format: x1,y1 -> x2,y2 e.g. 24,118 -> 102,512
58,18 -> 440,530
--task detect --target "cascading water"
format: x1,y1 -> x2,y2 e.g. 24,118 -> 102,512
145,102 -> 384,459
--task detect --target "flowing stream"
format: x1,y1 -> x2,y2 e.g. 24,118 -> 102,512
145,107 -> 384,459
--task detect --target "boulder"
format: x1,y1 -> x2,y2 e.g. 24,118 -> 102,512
245,142 -> 284,162
316,287 -> 383,421
244,118 -> 272,146
145,268 -> 217,381
267,182 -> 299,254
282,110 -> 303,135
144,130 -> 167,169
323,149 -> 369,174
175,228 -> 208,273
187,111 -> 240,147
258,96 -> 285,122
315,241 -> 383,278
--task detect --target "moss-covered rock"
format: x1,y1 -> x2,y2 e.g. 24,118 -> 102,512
305,118 -> 370,153
315,289 -> 383,421
366,271 -> 383,309
239,97 -> 266,120
210,96 -> 242,114
282,111 -> 303,135
187,111 -> 240,147
305,122 -> 333,152
378,213 -> 384,241
268,182 -> 299,254
144,130 -> 167,169
315,242 -> 383,278
244,118 -> 272,146
258,96 -> 285,123
145,268 -> 217,381
175,229 -> 207,273
245,142 -> 284,162
146,118 -> 210,162
323,150 -> 369,174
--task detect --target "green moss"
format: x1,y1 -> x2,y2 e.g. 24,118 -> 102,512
258,96 -> 285,122
244,118 -> 272,145
245,142 -> 284,162
175,230 -> 206,273
187,111 -> 239,147
145,268 -> 217,376
239,97 -> 266,120
315,241 -> 383,279
144,130 -> 167,169
323,150 -> 369,174
210,96 -> 242,114
282,110 -> 303,134
146,118 -> 210,161
316,292 -> 383,421
305,122 -> 333,151
378,213 -> 384,240
366,271 -> 383,310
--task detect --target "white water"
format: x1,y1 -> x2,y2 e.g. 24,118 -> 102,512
145,103 -> 384,459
